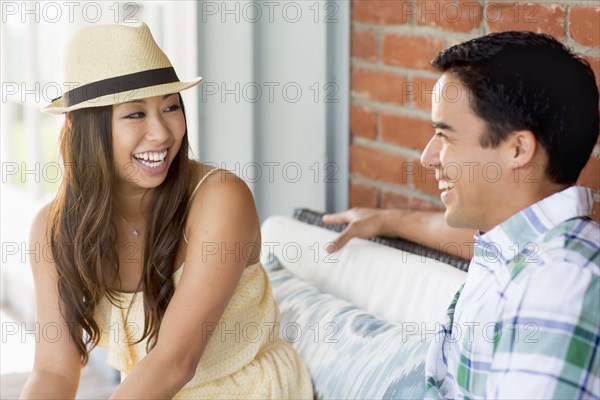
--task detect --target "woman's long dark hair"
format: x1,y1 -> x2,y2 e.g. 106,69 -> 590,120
48,95 -> 191,364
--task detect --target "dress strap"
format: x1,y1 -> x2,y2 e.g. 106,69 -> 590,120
190,168 -> 223,202
183,168 -> 224,244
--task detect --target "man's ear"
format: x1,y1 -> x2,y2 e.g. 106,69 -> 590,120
507,130 -> 537,169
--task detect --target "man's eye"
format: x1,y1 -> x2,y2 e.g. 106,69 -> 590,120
435,132 -> 447,139
126,112 -> 144,119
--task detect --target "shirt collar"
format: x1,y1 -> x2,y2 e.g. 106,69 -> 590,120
474,186 -> 594,264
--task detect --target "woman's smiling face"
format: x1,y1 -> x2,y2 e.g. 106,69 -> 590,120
111,93 -> 186,189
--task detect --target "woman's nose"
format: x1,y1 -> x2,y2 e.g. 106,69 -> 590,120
146,114 -> 171,144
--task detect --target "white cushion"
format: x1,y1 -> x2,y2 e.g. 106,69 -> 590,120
261,216 -> 467,328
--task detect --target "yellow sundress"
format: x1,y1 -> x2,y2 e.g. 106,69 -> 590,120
94,169 -> 313,399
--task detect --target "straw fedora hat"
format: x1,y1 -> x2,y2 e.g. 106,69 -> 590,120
43,22 -> 202,114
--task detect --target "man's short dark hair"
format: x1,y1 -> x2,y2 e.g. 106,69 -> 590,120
432,31 -> 599,185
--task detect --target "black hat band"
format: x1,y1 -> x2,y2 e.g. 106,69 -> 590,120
57,67 -> 180,106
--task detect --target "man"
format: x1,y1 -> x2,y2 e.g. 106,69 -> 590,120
325,31 -> 599,398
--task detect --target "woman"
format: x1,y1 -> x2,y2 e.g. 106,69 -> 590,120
20,23 -> 312,399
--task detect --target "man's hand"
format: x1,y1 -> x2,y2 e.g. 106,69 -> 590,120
323,207 -> 475,260
322,208 -> 395,253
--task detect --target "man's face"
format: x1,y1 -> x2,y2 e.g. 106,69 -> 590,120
421,73 -> 514,232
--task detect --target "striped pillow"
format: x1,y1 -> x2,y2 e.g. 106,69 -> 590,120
266,257 -> 430,399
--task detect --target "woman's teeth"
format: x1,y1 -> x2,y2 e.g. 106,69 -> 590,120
133,150 -> 168,167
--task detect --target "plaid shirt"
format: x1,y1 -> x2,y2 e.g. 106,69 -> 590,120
425,186 -> 600,399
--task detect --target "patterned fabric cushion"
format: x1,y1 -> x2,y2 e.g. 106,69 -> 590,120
265,257 -> 430,399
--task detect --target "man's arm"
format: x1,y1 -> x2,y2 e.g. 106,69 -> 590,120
323,208 -> 475,260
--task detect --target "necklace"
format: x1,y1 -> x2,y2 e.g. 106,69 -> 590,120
116,211 -> 140,236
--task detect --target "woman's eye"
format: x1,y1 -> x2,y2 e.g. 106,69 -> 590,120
164,104 -> 181,112
126,112 -> 144,119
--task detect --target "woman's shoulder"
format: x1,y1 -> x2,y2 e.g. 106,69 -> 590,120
186,160 -> 257,221
185,160 -> 260,262
188,160 -> 250,198
30,200 -> 55,243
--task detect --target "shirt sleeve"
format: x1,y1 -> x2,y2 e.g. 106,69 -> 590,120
486,259 -> 600,399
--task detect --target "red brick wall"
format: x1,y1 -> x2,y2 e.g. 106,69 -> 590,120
350,0 -> 600,223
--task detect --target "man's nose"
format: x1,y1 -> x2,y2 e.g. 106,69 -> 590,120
420,135 -> 442,168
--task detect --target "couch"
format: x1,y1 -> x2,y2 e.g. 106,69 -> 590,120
261,209 -> 469,399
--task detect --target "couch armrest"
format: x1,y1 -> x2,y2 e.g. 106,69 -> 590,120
292,208 -> 470,272
261,215 -> 466,327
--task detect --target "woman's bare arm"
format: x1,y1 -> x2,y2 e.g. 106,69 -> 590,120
20,204 -> 82,399
110,171 -> 260,398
